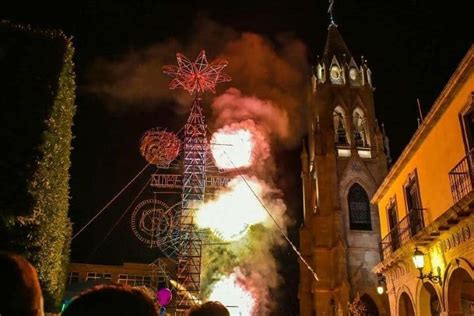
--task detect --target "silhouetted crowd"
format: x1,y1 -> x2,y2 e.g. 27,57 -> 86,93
0,252 -> 230,316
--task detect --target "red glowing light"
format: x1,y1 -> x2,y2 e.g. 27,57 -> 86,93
163,50 -> 231,95
140,128 -> 181,167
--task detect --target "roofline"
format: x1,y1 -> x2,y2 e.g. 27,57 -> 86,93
371,44 -> 474,204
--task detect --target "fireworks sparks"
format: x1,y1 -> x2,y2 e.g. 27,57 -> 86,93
161,49 -> 313,313
208,273 -> 255,316
211,128 -> 254,170
195,177 -> 268,241
210,120 -> 270,171
163,50 -> 231,95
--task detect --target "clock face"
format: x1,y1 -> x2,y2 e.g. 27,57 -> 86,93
330,66 -> 340,80
349,68 -> 358,80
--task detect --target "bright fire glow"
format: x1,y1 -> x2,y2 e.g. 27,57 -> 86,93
195,177 -> 268,240
208,274 -> 255,316
211,128 -> 254,170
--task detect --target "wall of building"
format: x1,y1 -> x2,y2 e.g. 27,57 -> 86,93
300,74 -> 390,315
381,218 -> 474,316
377,71 -> 474,238
374,46 -> 474,316
338,161 -> 389,315
68,262 -> 155,283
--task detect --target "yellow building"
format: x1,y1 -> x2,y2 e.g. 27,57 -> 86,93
372,45 -> 474,315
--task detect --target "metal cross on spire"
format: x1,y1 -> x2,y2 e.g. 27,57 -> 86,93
328,0 -> 336,24
163,50 -> 231,95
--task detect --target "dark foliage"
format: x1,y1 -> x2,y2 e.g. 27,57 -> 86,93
0,21 -> 76,312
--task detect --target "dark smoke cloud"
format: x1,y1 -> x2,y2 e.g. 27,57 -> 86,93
214,32 -> 308,146
85,17 -> 308,145
85,17 -> 237,112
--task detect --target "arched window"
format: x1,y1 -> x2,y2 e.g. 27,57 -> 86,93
348,183 -> 372,230
353,107 -> 370,147
367,68 -> 373,86
317,63 -> 325,82
333,106 -> 349,145
399,292 -> 415,316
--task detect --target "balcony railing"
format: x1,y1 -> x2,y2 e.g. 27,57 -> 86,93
379,208 -> 426,260
449,149 -> 474,203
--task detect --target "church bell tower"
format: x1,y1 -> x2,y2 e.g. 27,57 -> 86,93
299,7 -> 390,316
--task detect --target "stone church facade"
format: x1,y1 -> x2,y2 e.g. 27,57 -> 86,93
299,20 -> 390,315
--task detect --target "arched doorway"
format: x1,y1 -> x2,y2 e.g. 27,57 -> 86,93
398,292 -> 415,316
447,268 -> 474,315
360,294 -> 379,316
419,282 -> 441,316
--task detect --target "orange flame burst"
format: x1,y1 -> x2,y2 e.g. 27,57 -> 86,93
208,273 -> 255,316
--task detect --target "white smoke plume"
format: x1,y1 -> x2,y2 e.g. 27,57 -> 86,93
85,17 -> 308,145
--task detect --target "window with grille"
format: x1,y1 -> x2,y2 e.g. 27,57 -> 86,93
387,199 -> 400,251
86,272 -> 112,282
404,171 -> 424,236
68,271 -> 79,284
333,106 -> 349,145
461,98 -> 474,151
353,107 -> 370,147
118,274 -> 152,287
348,183 -> 372,230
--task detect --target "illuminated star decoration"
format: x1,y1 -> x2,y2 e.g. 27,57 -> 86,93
163,50 -> 231,95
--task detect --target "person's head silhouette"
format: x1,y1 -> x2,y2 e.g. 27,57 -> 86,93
0,252 -> 44,316
188,301 -> 230,316
62,284 -> 158,316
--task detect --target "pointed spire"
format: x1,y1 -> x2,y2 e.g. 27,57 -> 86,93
323,23 -> 352,61
324,0 -> 352,61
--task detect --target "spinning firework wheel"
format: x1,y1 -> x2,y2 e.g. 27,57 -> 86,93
140,128 -> 181,167
131,199 -> 182,257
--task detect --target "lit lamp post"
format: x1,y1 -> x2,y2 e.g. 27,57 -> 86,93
376,274 -> 386,295
376,283 -> 384,295
412,247 -> 442,284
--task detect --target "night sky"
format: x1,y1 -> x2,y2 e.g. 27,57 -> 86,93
1,0 -> 473,313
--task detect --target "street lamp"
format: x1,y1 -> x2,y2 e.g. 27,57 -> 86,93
412,247 -> 442,284
412,247 -> 425,269
376,284 -> 384,295
376,273 -> 386,295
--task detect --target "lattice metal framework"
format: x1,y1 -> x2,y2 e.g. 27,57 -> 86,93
163,50 -> 231,312
175,98 -> 207,309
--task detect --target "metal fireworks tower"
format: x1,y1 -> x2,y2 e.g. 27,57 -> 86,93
163,50 -> 231,312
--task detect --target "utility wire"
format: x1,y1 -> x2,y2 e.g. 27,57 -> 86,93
86,175 -> 153,261
72,163 -> 151,240
223,151 -> 319,281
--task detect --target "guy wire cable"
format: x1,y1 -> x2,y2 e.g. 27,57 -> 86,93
223,151 -> 319,281
72,163 -> 151,240
86,174 -> 153,261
